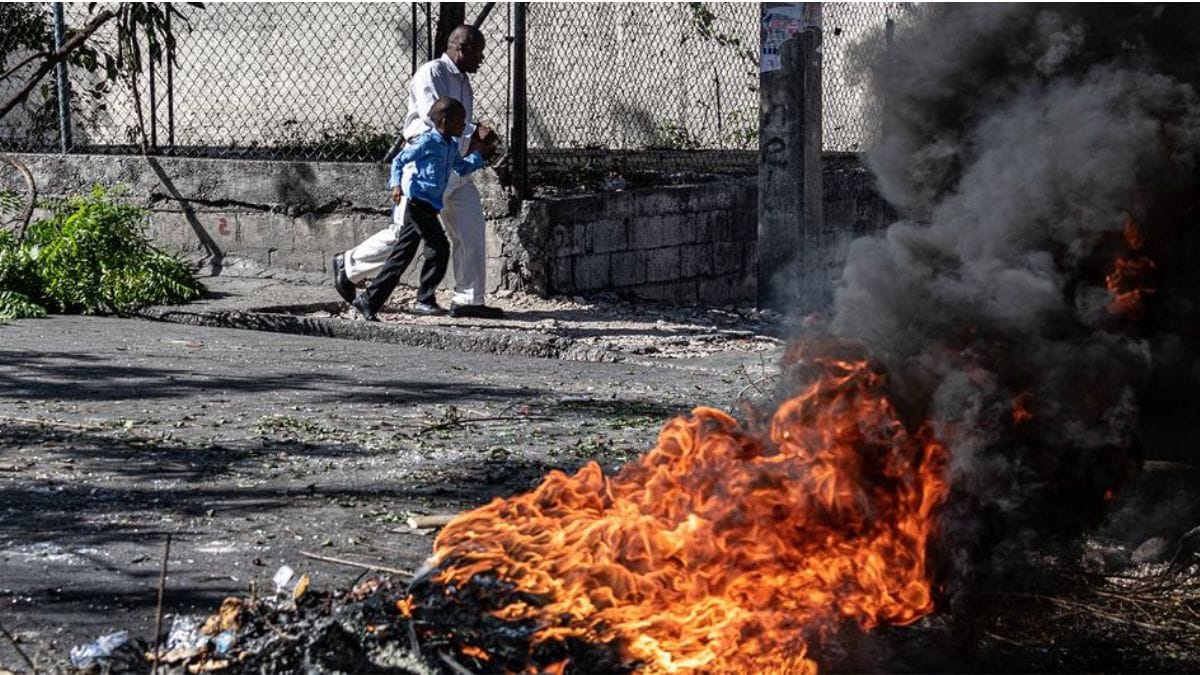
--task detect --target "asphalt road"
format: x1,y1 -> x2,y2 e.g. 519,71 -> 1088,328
0,315 -> 777,669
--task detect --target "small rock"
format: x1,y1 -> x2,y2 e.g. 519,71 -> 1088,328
1083,546 -> 1132,574
1132,536 -> 1172,564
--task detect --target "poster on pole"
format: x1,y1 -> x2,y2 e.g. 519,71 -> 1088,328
760,2 -> 822,73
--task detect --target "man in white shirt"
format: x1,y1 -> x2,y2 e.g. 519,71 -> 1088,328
333,25 -> 503,319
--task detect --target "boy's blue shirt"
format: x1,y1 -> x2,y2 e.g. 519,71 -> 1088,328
389,129 -> 485,211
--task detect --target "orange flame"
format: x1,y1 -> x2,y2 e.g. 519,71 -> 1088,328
1106,215 -> 1157,315
416,353 -> 949,673
1012,391 -> 1034,425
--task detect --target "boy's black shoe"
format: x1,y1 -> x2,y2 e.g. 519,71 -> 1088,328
332,253 -> 355,303
411,301 -> 447,316
351,294 -> 379,322
449,303 -> 504,319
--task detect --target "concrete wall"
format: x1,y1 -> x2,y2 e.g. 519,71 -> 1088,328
11,152 -> 892,309
543,181 -> 759,305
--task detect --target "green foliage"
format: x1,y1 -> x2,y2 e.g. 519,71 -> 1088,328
654,121 -> 703,150
686,2 -> 759,69
0,185 -> 203,321
0,227 -> 39,299
0,290 -> 46,321
0,4 -> 203,145
0,5 -> 50,67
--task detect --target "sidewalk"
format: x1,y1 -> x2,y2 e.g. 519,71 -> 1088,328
136,274 -> 789,363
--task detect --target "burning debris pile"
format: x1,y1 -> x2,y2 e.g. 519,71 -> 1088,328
406,343 -> 948,673
67,572 -> 427,674
400,4 -> 1200,672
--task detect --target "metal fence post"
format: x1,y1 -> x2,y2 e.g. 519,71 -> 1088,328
52,2 -> 72,153
166,9 -> 175,153
436,3 -> 465,55
149,44 -> 158,152
802,14 -> 823,240
509,2 -> 527,199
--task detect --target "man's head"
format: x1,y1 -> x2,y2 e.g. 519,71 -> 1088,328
429,96 -> 467,138
446,25 -> 485,73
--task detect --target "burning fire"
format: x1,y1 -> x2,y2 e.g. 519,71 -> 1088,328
1012,391 -> 1035,425
405,346 -> 949,673
1106,214 -> 1157,316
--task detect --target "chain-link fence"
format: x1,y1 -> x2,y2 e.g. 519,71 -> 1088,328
0,3 -> 65,152
525,3 -> 759,175
0,2 -> 510,161
822,2 -> 924,153
2,3 -> 919,173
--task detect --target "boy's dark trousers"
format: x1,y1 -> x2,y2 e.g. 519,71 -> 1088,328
358,198 -> 449,314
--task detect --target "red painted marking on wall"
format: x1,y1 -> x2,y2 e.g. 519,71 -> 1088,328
217,217 -> 232,236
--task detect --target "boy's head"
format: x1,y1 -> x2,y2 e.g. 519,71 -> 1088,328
429,97 -> 467,138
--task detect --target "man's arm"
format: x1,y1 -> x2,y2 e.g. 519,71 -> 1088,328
466,124 -> 499,159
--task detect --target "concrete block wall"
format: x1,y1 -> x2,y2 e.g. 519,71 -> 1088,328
543,181 -> 759,306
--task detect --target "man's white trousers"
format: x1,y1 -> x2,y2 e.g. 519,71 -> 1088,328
342,178 -> 487,307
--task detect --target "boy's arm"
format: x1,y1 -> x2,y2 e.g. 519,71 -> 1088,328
453,150 -> 487,177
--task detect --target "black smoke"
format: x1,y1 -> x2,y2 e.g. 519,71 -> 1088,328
835,4 -> 1200,594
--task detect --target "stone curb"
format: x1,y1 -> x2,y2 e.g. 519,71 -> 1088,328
133,305 -> 628,363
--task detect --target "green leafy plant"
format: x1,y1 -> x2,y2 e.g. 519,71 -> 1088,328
0,185 -> 203,321
0,289 -> 45,321
653,120 -> 703,150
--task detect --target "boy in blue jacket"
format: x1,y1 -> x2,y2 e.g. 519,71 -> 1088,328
352,96 -> 486,320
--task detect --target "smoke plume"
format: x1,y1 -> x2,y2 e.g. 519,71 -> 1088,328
837,4 -> 1200,589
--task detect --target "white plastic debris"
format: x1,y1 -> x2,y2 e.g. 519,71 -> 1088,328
69,630 -> 129,669
272,564 -> 295,593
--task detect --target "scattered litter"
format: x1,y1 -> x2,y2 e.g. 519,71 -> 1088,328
166,615 -> 208,652
213,629 -> 236,655
272,565 -> 295,593
69,630 -> 129,669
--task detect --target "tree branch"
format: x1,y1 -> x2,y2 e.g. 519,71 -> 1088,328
0,9 -> 116,121
0,154 -> 37,242
0,50 -> 54,83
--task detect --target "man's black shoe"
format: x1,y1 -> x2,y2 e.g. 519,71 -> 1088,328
449,303 -> 504,319
351,294 -> 379,322
332,253 -> 355,303
411,301 -> 447,316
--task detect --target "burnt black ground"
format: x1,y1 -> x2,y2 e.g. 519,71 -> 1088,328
0,314 -> 771,670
